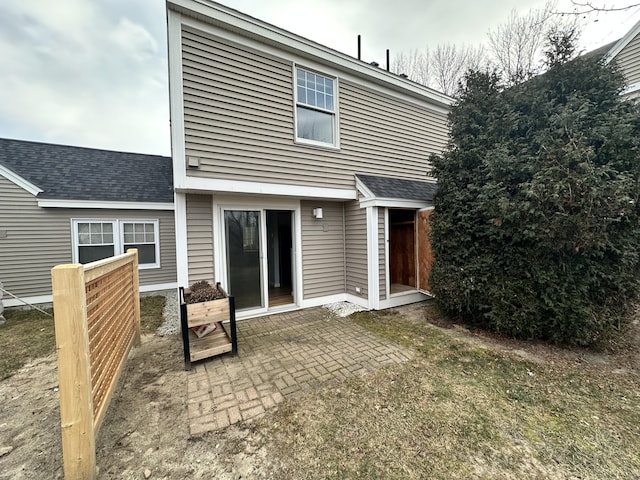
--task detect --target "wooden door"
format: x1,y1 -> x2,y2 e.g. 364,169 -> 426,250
417,209 -> 434,293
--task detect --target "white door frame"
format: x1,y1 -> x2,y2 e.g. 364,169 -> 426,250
213,196 -> 302,318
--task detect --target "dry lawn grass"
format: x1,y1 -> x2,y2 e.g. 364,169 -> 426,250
260,307 -> 640,480
0,296 -> 165,380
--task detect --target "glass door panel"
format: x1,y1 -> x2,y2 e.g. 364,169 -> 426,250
224,210 -> 263,310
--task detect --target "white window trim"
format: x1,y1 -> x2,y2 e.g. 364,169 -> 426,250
71,219 -> 161,269
293,64 -> 340,150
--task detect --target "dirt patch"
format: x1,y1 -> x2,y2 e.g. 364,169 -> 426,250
1,301 -> 638,479
0,334 -> 271,480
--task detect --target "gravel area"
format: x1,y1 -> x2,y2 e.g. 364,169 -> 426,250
323,301 -> 367,317
155,289 -> 180,336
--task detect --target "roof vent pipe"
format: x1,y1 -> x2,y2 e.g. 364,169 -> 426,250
386,49 -> 390,71
357,35 -> 361,60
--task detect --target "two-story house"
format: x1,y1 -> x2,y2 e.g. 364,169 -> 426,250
604,18 -> 640,99
167,0 -> 453,319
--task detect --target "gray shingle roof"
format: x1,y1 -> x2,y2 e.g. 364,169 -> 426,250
356,174 -> 438,201
0,137 -> 173,203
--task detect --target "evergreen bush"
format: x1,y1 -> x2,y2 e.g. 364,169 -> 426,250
430,48 -> 640,346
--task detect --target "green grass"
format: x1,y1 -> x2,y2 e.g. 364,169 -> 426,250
261,307 -> 640,479
0,307 -> 56,381
0,295 -> 166,380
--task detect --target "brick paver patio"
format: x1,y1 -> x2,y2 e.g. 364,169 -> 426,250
186,307 -> 414,436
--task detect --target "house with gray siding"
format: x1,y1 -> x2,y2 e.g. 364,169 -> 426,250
166,0 -> 452,318
0,138 -> 177,307
605,18 -> 640,99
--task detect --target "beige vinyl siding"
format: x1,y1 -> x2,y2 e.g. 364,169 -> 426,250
378,207 -> 386,301
301,201 -> 346,299
0,176 -> 176,299
345,201 -> 367,299
617,33 -> 640,88
186,194 -> 214,285
180,26 -> 449,190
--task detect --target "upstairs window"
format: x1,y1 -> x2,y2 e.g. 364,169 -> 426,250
295,68 -> 338,147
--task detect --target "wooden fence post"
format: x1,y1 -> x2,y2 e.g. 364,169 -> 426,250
51,264 -> 96,480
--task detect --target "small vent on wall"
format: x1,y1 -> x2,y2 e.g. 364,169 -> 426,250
187,156 -> 200,168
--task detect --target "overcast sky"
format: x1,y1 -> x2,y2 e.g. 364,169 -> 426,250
0,0 -> 637,156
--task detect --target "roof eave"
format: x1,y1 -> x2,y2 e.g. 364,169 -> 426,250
167,0 -> 454,109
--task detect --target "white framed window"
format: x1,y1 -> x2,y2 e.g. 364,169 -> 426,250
72,219 -> 160,269
295,67 -> 338,148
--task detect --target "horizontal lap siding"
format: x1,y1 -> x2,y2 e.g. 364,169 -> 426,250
345,201 -> 368,300
301,201 -> 345,299
0,177 -> 176,298
617,34 -> 640,87
186,194 -> 214,285
180,27 -> 449,190
379,208 -> 386,300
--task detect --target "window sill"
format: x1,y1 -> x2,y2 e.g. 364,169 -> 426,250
294,138 -> 341,152
139,264 -> 161,270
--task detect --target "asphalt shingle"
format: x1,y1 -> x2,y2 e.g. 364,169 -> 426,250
356,173 -> 437,201
0,137 -> 173,203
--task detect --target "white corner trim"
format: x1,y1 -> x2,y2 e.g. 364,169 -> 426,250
177,175 -> 357,200
359,197 -> 432,209
384,207 -> 390,301
167,8 -> 188,191
174,192 -> 189,288
345,293 -> 370,309
0,164 -> 42,196
37,199 -> 174,210
605,18 -> 640,63
379,291 -> 429,309
366,206 -> 380,310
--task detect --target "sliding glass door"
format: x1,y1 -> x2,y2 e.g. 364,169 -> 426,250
224,210 -> 263,310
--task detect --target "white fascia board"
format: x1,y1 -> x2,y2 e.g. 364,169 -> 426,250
354,176 -> 375,198
359,197 -> 433,209
605,19 -> 640,63
622,82 -> 640,95
176,175 -> 357,200
36,199 -> 174,210
0,165 -> 42,196
168,0 -> 453,112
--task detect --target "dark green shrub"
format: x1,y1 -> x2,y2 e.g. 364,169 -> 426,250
430,50 -> 640,346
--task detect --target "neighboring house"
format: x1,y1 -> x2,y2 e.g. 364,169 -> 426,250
166,0 -> 453,318
604,18 -> 640,98
0,138 -> 177,307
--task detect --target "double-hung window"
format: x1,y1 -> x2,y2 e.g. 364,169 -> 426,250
295,67 -> 338,147
73,219 -> 160,269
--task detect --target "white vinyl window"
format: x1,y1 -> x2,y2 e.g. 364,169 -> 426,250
73,219 -> 160,269
295,67 -> 338,147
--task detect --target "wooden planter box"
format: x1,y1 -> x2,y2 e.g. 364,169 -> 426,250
179,285 -> 237,371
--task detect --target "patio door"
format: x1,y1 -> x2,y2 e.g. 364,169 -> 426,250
224,210 -> 263,310
223,208 -> 296,313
